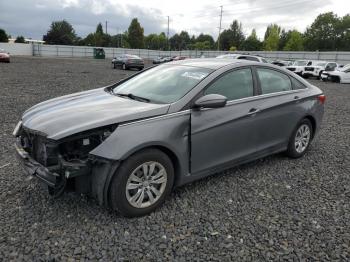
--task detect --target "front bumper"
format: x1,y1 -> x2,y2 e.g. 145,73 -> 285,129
15,142 -> 58,187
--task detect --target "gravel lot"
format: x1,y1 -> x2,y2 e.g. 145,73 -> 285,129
0,57 -> 349,261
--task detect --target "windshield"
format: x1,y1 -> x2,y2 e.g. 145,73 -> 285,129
293,60 -> 308,66
113,65 -> 212,104
341,64 -> 350,71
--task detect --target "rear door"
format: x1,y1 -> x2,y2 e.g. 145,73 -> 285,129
190,67 -> 261,176
251,67 -> 307,152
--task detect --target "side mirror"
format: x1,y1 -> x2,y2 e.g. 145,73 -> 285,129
194,94 -> 227,109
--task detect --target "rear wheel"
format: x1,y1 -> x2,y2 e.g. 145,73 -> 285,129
286,119 -> 313,158
109,149 -> 174,217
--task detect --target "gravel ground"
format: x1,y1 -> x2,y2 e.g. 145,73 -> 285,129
0,57 -> 349,261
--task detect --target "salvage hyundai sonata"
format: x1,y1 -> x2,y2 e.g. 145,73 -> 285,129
14,59 -> 325,217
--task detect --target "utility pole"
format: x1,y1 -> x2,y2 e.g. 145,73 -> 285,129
167,16 -> 170,51
105,21 -> 108,34
217,5 -> 223,51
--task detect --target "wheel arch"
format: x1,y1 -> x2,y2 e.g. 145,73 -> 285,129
120,144 -> 183,188
303,115 -> 317,139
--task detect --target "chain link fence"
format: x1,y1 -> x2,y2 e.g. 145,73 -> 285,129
29,44 -> 350,65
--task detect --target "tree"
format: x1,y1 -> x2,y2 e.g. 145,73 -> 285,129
264,24 -> 281,42
242,29 -> 262,51
195,34 -> 215,49
278,29 -> 291,50
218,20 -> 245,50
304,12 -> 339,51
337,14 -> 350,50
43,20 -> 77,45
284,30 -> 304,51
0,28 -> 9,42
128,18 -> 144,48
264,24 -> 280,51
194,41 -> 211,50
15,36 -> 26,43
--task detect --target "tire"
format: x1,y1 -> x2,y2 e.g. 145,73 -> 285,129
286,118 -> 313,158
303,74 -> 309,79
109,148 -> 174,217
317,71 -> 323,80
138,67 -> 144,71
113,63 -> 116,69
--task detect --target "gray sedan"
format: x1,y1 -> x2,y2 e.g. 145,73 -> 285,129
14,59 -> 325,217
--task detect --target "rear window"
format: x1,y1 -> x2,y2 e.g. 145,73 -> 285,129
257,68 -> 292,94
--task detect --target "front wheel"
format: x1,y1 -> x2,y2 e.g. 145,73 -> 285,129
286,119 -> 313,158
109,149 -> 174,217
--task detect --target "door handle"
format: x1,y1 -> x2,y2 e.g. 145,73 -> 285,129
247,108 -> 260,116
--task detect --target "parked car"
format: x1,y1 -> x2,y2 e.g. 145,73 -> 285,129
172,56 -> 187,61
321,64 -> 350,83
112,54 -> 144,70
285,60 -> 315,75
302,61 -> 339,79
216,54 -> 268,63
14,59 -> 325,217
0,49 -> 10,63
272,60 -> 294,67
152,56 -> 172,64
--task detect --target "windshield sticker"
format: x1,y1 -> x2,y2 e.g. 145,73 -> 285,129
181,72 -> 207,80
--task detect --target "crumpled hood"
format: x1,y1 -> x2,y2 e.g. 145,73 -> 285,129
22,87 -> 169,140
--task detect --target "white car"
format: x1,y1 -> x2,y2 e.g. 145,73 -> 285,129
285,60 -> 314,76
302,61 -> 339,79
321,64 -> 350,83
216,54 -> 268,63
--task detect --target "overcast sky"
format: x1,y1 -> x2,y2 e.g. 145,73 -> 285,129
0,0 -> 348,40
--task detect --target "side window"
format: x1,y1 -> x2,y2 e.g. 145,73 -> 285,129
205,68 -> 254,101
307,61 -> 312,66
261,58 -> 268,63
256,68 -> 292,94
291,77 -> 306,90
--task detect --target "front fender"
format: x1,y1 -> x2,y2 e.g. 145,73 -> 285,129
90,111 -> 191,183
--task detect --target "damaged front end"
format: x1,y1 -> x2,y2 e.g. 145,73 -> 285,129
14,121 -> 118,201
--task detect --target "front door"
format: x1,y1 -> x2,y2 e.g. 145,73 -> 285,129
190,68 -> 260,176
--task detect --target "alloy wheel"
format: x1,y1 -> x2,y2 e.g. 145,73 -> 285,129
294,124 -> 311,153
125,161 -> 168,208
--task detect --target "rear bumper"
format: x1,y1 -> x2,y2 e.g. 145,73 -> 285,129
15,142 -> 58,187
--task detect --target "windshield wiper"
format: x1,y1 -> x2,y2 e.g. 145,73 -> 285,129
115,93 -> 150,103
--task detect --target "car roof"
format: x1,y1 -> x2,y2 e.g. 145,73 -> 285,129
167,58 -> 252,70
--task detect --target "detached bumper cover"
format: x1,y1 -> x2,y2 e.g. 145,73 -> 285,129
15,142 -> 58,187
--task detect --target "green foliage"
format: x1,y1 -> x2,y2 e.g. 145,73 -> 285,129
264,24 -> 280,51
229,46 -> 237,51
128,18 -> 144,48
144,33 -> 167,50
242,29 -> 262,51
284,30 -> 304,51
169,31 -> 191,50
194,41 -> 211,50
304,12 -> 350,51
43,20 -> 77,45
219,20 -> 245,50
0,28 -> 9,42
15,36 -> 26,43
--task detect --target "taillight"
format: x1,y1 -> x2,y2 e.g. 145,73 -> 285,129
318,94 -> 326,104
